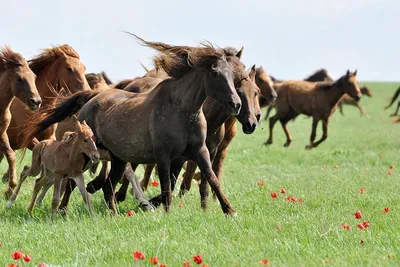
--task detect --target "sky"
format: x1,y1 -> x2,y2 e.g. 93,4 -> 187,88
1,0 -> 399,82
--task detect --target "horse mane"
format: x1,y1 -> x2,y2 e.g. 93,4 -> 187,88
125,32 -> 224,79
0,46 -> 27,71
305,68 -> 333,82
28,44 -> 80,75
85,73 -> 105,89
316,75 -> 346,90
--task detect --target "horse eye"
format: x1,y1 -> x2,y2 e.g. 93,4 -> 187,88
67,67 -> 73,72
18,77 -> 23,82
83,139 -> 88,143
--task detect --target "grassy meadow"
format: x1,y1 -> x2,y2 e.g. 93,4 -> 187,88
0,82 -> 399,266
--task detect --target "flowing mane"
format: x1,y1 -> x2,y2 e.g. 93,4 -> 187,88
305,68 -> 333,82
125,32 -> 225,79
28,44 -> 80,74
0,46 -> 27,71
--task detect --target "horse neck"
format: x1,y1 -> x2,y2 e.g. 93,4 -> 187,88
324,84 -> 345,108
67,136 -> 84,163
203,98 -> 230,133
167,70 -> 208,114
0,72 -> 15,111
35,63 -> 61,108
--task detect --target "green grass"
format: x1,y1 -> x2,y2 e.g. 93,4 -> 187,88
1,82 -> 400,266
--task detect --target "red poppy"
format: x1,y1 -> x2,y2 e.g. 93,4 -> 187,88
389,165 -> 394,169
357,223 -> 365,230
362,221 -> 370,228
354,211 -> 362,219
275,225 -> 281,231
8,264 -> 18,267
383,207 -> 390,213
379,154 -> 383,158
201,265 -> 209,267
193,255 -> 202,264
359,188 -> 366,194
388,253 -> 393,259
150,257 -> 158,265
341,224 -> 351,230
298,198 -> 303,203
260,259 -> 271,266
280,188 -> 286,194
23,254 -> 32,262
133,251 -> 145,260
178,203 -> 184,208
285,196 -> 297,202
183,261 -> 190,267
257,181 -> 264,187
38,264 -> 46,267
388,171 -> 393,176
333,164 -> 339,169
11,251 -> 23,260
151,180 -> 160,187
270,192 -> 277,199
0,241 -> 2,247
160,265 -> 167,267
126,210 -> 134,217
322,164 -> 326,169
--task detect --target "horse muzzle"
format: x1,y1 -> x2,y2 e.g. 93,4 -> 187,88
28,97 -> 42,111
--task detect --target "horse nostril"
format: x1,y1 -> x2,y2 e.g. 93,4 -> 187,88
246,122 -> 252,129
256,114 -> 261,122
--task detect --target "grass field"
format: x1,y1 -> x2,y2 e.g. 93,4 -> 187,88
1,82 -> 399,266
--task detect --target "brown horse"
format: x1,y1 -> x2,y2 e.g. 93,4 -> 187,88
338,86 -> 372,117
385,86 -> 400,117
7,116 -> 99,219
266,70 -> 361,149
0,46 -> 42,197
23,36 -> 242,215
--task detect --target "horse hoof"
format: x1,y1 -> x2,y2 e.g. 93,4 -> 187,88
140,202 -> 156,212
284,143 -> 291,147
149,196 -> 162,208
305,145 -> 312,150
4,189 -> 12,200
5,200 -> 14,209
86,183 -> 98,194
264,140 -> 273,146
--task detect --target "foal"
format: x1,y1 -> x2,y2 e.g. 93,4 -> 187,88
338,86 -> 372,117
7,116 -> 99,219
0,46 -> 42,198
266,70 -> 361,149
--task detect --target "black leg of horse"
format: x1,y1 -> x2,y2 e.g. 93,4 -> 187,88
102,154 -> 127,214
392,102 -> 400,116
58,179 -> 77,213
115,164 -> 138,203
86,160 -> 109,194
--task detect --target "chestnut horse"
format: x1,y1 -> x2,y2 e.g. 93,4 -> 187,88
266,70 -> 361,149
338,86 -> 372,117
23,36 -> 242,215
0,46 -> 42,197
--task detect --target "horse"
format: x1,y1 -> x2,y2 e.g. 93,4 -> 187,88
7,116 -> 99,220
337,86 -> 372,117
266,70 -> 361,149
0,46 -> 42,197
22,35 -> 242,215
261,68 -> 333,120
384,86 -> 400,117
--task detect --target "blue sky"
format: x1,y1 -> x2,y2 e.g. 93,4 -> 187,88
1,0 -> 398,82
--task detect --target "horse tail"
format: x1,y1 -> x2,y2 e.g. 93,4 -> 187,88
385,86 -> 400,109
20,91 -> 100,151
100,71 -> 113,85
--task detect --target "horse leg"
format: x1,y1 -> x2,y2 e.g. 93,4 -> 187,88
58,179 -> 76,213
115,163 -> 137,203
357,103 -> 369,118
193,146 -> 235,215
102,154 -> 127,214
27,174 -> 49,215
390,102 -> 400,117
150,155 -> 172,213
73,174 -> 94,217
89,161 -> 100,176
310,118 -> 329,148
1,133 -> 17,199
36,176 -> 52,207
338,102 -> 344,116
51,174 -> 63,220
280,116 -> 294,147
264,105 -> 274,121
178,160 -> 197,196
86,160 -> 109,194
140,164 -> 156,191
265,114 -> 279,145
305,117 -> 319,149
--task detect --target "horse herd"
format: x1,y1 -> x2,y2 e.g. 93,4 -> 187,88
0,34 -> 397,219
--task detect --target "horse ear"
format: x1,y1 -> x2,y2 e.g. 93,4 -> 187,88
249,65 -> 256,79
354,69 -> 357,76
346,70 -> 350,76
235,47 -> 244,59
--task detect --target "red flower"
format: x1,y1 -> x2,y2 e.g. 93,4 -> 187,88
362,221 -> 370,228
341,224 -> 351,230
133,251 -> 145,260
285,196 -> 297,202
260,259 -> 271,265
354,211 -> 362,219
151,180 -> 160,187
388,253 -> 393,259
178,203 -> 184,208
183,261 -> 190,267
193,254 -> 203,264
359,188 -> 366,194
11,250 -> 23,260
388,171 -> 393,175
357,223 -> 365,230
0,241 -> 2,247
270,192 -> 277,198
23,254 -> 32,262
298,198 -> 303,204
322,164 -> 326,169
383,207 -> 390,213
38,264 -> 46,267
389,165 -> 394,169
379,154 -> 383,158
275,225 -> 281,231
257,181 -> 264,187
8,264 -> 18,267
126,210 -> 134,217
333,164 -> 339,169
201,265 -> 209,267
150,257 -> 159,265
280,188 -> 286,194
160,265 -> 167,267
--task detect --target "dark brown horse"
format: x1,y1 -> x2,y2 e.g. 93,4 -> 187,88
385,86 -> 400,117
23,36 -> 242,215
266,70 -> 361,149
0,46 -> 42,197
338,86 -> 372,117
